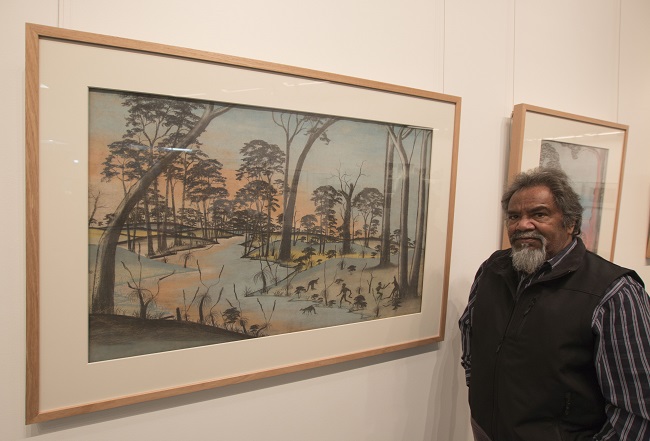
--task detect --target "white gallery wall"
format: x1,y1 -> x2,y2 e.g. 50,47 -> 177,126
1,1 -> 648,440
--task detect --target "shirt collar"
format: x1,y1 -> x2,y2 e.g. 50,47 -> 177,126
516,238 -> 577,285
547,238 -> 578,270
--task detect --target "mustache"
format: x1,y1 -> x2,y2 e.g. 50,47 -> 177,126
510,231 -> 545,242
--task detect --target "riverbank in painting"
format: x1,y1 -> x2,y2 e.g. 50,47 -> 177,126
89,232 -> 422,362
89,314 -> 253,362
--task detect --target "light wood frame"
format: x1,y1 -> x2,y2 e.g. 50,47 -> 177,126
646,217 -> 650,259
504,103 -> 628,260
25,23 -> 461,423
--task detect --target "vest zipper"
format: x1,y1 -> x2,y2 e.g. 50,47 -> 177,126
492,297 -> 520,437
516,297 -> 537,334
492,290 -> 538,437
564,392 -> 572,416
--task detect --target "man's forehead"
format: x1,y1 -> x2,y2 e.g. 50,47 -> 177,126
507,201 -> 552,212
508,186 -> 557,209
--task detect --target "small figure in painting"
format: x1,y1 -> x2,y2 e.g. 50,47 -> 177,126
375,281 -> 385,301
307,278 -> 319,290
388,276 -> 400,300
338,283 -> 352,308
300,305 -> 317,315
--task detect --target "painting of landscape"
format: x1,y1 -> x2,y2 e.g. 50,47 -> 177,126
88,88 -> 433,362
540,140 -> 608,252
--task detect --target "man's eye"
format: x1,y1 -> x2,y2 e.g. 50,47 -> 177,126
507,215 -> 519,221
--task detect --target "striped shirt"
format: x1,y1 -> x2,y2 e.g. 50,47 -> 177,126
459,240 -> 650,440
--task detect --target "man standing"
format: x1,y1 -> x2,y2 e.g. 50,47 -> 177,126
459,168 -> 650,440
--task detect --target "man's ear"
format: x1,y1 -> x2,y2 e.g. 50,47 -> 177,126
566,221 -> 576,235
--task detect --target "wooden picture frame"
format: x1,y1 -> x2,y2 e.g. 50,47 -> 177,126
25,23 -> 461,423
504,103 -> 628,260
647,215 -> 650,259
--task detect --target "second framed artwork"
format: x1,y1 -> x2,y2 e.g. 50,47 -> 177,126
505,103 -> 628,260
26,24 -> 460,422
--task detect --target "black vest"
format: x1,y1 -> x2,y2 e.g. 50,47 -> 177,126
469,239 -> 641,441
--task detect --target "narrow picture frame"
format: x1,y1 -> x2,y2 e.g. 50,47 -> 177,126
504,103 -> 628,260
647,217 -> 650,259
25,23 -> 461,423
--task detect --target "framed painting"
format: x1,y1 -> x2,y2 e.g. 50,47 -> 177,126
25,24 -> 461,422
504,103 -> 628,260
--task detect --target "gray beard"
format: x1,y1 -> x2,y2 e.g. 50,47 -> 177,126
512,246 -> 546,274
510,232 -> 547,274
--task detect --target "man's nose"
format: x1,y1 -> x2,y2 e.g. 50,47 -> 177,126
516,216 -> 536,230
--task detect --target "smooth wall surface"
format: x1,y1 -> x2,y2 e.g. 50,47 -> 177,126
2,1 -> 648,440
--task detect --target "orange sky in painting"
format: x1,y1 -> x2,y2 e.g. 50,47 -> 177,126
88,89 -> 427,232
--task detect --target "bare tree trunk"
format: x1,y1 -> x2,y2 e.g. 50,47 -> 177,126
387,126 -> 414,297
143,192 -> 155,256
409,132 -> 431,295
278,118 -> 338,261
585,147 -> 607,251
198,295 -> 207,324
337,165 -> 363,256
398,162 -> 410,296
169,177 -> 179,247
341,189 -> 354,255
380,134 -> 394,267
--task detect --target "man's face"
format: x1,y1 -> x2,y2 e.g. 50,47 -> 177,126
506,185 -> 575,259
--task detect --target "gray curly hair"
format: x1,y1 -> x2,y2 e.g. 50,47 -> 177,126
501,167 -> 583,237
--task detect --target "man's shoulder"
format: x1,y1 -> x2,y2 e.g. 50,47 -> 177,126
473,248 -> 513,278
482,248 -> 512,266
583,251 -> 645,288
557,245 -> 645,292
582,249 -> 634,276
